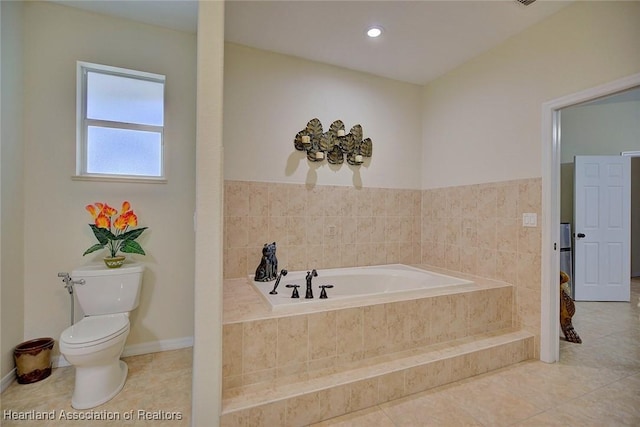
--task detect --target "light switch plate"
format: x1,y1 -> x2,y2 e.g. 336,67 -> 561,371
522,213 -> 537,227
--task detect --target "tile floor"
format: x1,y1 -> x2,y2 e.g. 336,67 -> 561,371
313,278 -> 640,427
1,348 -> 192,426
2,279 -> 638,426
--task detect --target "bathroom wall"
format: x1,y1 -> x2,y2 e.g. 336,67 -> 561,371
221,44 -> 541,352
421,1 -> 640,190
224,43 -> 423,190
223,42 -> 423,277
0,0 -> 25,382
419,0 -> 640,352
21,2 -> 196,356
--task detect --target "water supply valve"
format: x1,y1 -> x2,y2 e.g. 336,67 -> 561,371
57,272 -> 85,294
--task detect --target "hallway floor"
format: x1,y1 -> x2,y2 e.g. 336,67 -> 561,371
2,279 -> 638,426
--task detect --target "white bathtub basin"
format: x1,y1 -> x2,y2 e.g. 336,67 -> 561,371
248,264 -> 473,310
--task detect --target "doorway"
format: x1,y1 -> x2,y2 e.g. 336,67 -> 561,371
559,92 -> 640,301
540,73 -> 640,363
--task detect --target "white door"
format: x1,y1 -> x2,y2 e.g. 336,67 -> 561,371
574,155 -> 631,301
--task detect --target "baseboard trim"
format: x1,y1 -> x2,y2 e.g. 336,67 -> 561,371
53,336 -> 194,368
1,368 -> 16,393
122,336 -> 194,358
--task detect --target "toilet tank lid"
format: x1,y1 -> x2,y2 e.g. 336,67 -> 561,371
72,262 -> 144,277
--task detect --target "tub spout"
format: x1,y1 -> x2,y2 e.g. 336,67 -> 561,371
305,269 -> 318,299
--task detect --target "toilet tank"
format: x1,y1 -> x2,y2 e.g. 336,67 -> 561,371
71,263 -> 144,316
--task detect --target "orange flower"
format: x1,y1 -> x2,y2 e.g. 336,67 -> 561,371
122,210 -> 138,227
113,214 -> 128,231
95,213 -> 110,229
100,203 -> 117,217
112,209 -> 138,231
85,204 -> 98,219
121,201 -> 131,214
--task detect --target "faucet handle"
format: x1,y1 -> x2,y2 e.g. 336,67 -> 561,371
285,284 -> 300,298
319,285 -> 334,299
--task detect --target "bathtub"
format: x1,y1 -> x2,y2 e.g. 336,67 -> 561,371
248,264 -> 473,310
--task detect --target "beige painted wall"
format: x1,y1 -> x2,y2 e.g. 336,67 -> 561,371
421,1 -> 640,189
1,0 -> 25,380
21,2 -> 196,356
224,43 -> 423,189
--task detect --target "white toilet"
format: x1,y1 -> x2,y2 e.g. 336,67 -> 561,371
59,262 -> 144,409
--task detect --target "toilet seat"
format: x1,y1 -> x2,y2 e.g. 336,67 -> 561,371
61,314 -> 129,349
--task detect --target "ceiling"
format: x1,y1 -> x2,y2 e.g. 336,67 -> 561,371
54,0 -> 572,85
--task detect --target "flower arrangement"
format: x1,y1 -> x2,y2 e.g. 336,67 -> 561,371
83,201 -> 148,259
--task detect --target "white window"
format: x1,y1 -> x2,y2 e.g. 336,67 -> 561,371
76,62 -> 166,181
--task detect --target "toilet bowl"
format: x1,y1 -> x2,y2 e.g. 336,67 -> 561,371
58,262 -> 143,409
60,314 -> 130,409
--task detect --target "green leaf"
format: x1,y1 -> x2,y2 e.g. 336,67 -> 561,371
89,224 -> 116,244
120,239 -> 146,255
117,227 -> 147,241
83,243 -> 105,256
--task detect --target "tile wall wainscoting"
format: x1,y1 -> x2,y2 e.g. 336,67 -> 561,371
421,178 -> 542,354
224,181 -> 422,278
224,178 -> 542,354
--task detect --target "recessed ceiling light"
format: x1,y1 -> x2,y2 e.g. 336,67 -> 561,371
366,26 -> 383,38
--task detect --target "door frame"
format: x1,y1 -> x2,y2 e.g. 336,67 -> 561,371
540,72 -> 640,363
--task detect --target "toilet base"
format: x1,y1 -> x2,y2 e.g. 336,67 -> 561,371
71,360 -> 128,409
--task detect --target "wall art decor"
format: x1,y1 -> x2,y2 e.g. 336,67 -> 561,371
294,118 -> 373,165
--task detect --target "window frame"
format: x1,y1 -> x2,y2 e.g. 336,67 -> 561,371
75,61 -> 167,183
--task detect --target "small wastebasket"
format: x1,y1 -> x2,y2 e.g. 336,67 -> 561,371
14,337 -> 55,384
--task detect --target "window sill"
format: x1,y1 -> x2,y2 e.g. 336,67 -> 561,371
72,174 -> 167,184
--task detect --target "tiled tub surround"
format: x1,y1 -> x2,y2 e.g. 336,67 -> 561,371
224,179 -> 542,353
224,181 -> 422,280
221,266 -> 534,426
420,178 -> 542,351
